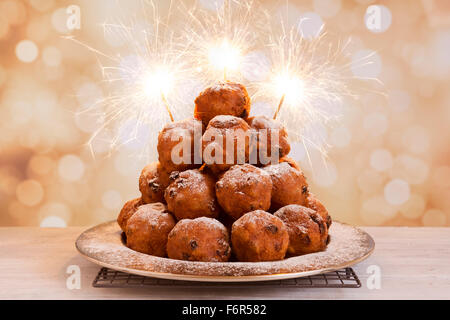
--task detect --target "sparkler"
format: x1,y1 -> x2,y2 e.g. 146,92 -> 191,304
68,1 -> 198,159
69,0 -> 363,167
254,20 -> 356,166
141,66 -> 175,122
181,0 -> 261,83
208,38 -> 242,81
272,72 -> 305,119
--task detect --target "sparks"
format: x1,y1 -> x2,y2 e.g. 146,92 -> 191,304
69,1 -> 199,160
141,67 -> 175,121
181,0 -> 262,83
255,20 -> 355,166
208,39 -> 242,80
272,72 -> 306,119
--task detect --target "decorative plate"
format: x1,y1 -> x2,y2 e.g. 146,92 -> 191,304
76,220 -> 374,282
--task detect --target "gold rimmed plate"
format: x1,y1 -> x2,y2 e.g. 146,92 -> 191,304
76,220 -> 374,282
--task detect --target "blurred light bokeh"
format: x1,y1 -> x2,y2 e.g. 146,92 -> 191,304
0,0 -> 449,228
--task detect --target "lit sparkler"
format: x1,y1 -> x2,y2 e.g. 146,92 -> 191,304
181,0 -> 262,83
69,1 -> 198,160
256,22 -> 355,164
69,0 -> 366,167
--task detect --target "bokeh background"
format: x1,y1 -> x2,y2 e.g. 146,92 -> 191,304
0,0 -> 449,228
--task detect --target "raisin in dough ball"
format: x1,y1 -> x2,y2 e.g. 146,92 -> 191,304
202,115 -> 252,174
231,210 -> 289,262
274,205 -> 328,256
194,82 -> 251,126
306,193 -> 332,228
125,205 -> 176,257
263,162 -> 309,211
247,115 -> 290,166
216,164 -> 272,220
139,162 -> 171,204
167,217 -> 231,262
117,198 -> 142,233
157,118 -> 204,172
164,169 -> 219,220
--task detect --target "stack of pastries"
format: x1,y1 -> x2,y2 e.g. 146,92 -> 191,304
117,81 -> 332,262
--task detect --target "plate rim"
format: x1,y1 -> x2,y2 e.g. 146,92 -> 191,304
76,220 -> 375,283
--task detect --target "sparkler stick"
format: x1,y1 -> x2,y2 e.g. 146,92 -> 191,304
273,94 -> 285,120
161,92 -> 174,122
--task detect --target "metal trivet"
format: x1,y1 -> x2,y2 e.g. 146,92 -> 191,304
92,267 -> 361,288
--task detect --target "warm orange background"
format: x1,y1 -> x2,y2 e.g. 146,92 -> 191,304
0,0 -> 449,227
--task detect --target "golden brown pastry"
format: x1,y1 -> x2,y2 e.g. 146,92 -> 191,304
231,210 -> 289,262
274,204 -> 328,256
157,118 -> 204,172
262,156 -> 302,170
117,198 -> 142,233
263,162 -> 309,211
164,169 -> 219,220
167,217 -> 231,262
139,162 -> 171,204
247,115 -> 290,166
306,193 -> 332,228
202,115 -> 252,174
194,82 -> 251,126
216,164 -> 272,220
125,204 -> 176,257
279,156 -> 301,171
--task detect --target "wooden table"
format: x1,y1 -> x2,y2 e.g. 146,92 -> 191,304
0,226 -> 449,300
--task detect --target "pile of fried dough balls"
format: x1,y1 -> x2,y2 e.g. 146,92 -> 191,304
118,82 -> 332,262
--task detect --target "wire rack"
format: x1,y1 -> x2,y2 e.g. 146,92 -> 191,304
92,267 -> 361,288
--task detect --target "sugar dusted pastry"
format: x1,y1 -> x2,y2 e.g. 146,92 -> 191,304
274,204 -> 328,256
126,204 -> 176,257
157,118 -> 204,172
194,82 -> 251,126
231,210 -> 289,262
164,169 -> 219,220
216,164 -> 272,220
117,198 -> 142,233
263,162 -> 309,211
247,115 -> 290,166
202,115 -> 252,174
167,217 -> 231,262
306,193 -> 332,228
139,162 -> 171,204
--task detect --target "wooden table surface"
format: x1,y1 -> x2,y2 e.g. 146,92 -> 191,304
0,226 -> 449,300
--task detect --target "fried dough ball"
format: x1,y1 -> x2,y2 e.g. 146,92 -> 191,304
167,217 -> 231,262
263,162 -> 309,211
157,118 -> 204,172
306,193 -> 332,228
247,115 -> 290,166
139,162 -> 171,204
164,169 -> 219,220
216,164 -> 272,220
118,200 -> 167,233
117,198 -> 142,233
231,210 -> 289,262
279,156 -> 301,170
125,205 -> 176,257
274,205 -> 328,256
202,115 -> 252,174
194,82 -> 251,126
